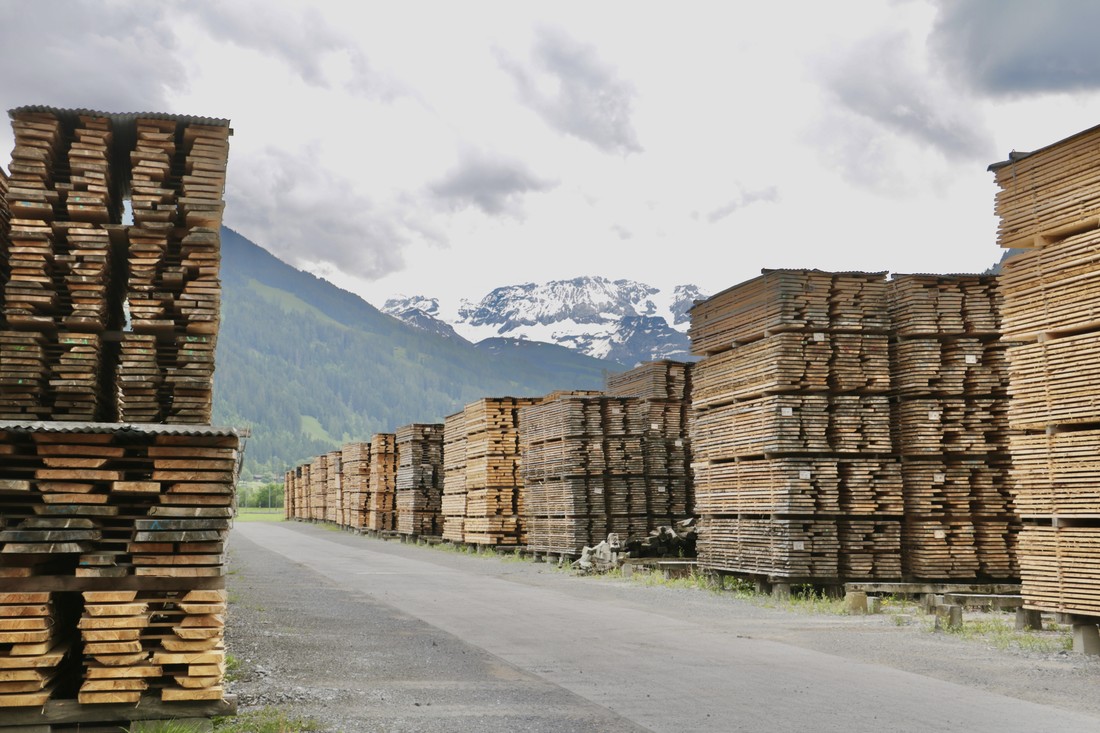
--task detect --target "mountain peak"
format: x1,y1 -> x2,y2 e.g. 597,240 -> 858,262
384,276 -> 707,366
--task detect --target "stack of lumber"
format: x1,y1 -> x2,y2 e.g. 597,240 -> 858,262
340,442 -> 371,530
888,274 -> 1018,580
0,106 -> 238,723
459,398 -> 539,545
691,332 -> 890,408
77,589 -> 225,704
0,108 -> 232,426
606,360 -> 691,402
366,434 -> 397,532
0,331 -> 50,419
696,517 -> 840,578
283,468 -> 296,521
123,118 -> 229,424
606,360 -> 695,519
521,394 -> 689,555
993,126 -> 1100,616
395,424 -> 444,537
690,270 -> 899,581
990,124 -> 1100,250
441,411 -> 467,543
0,423 -> 237,714
0,591 -> 73,708
688,269 -> 890,355
308,454 -> 327,523
4,111 -> 66,333
324,450 -> 340,526
0,425 -> 237,580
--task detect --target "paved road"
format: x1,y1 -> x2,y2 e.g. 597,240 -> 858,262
229,522 -> 1100,733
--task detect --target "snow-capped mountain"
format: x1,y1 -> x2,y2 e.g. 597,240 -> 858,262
381,295 -> 460,340
382,277 -> 707,367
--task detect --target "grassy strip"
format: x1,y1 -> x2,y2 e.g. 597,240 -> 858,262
213,708 -> 321,732
235,509 -> 285,523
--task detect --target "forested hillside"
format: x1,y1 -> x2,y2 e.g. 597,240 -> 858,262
211,228 -> 619,478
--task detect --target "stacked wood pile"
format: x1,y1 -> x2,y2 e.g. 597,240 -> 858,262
341,442 -> 371,530
283,466 -> 296,521
441,411 -> 467,543
395,424 -> 444,537
0,106 -> 241,724
450,398 -> 539,545
606,360 -> 694,520
308,454 -> 327,523
0,108 -> 231,425
0,591 -> 73,708
366,434 -> 397,532
520,394 -> 681,555
887,275 -> 1018,580
993,126 -> 1100,617
324,449 -> 341,526
0,422 -> 238,710
689,270 -> 901,581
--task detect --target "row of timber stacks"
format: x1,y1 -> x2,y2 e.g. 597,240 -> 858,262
688,269 -> 1019,583
285,426 -> 445,537
286,378 -> 695,555
0,107 -> 230,424
992,123 -> 1100,619
0,107 -> 238,722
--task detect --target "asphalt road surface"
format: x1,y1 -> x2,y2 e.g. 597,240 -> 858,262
227,521 -> 1100,732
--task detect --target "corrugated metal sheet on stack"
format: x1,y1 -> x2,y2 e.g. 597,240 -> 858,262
0,108 -> 237,720
366,434 -> 397,532
992,125 -> 1100,618
689,270 -> 899,581
887,275 -> 1018,580
606,360 -> 694,525
395,424 -> 444,537
458,398 -> 539,545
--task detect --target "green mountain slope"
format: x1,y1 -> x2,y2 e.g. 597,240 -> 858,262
211,227 -> 620,478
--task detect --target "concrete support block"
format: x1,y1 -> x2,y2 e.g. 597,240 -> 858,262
772,583 -> 791,600
1072,624 -> 1100,655
1015,609 -> 1043,631
934,604 -> 963,631
844,591 -> 869,614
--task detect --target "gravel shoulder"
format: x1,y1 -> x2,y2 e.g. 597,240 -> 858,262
226,521 -> 1100,732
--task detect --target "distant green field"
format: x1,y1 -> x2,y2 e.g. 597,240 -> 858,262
235,508 -> 285,523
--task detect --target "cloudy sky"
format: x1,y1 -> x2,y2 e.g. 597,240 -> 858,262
3,1 -> 1100,314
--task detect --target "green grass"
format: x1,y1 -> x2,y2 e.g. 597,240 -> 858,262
214,707 -> 321,733
942,614 -> 1072,653
608,567 -> 848,613
225,653 -> 243,682
236,508 -> 285,523
129,722 -> 208,733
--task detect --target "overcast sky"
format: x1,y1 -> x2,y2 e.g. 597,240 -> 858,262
3,1 -> 1100,315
